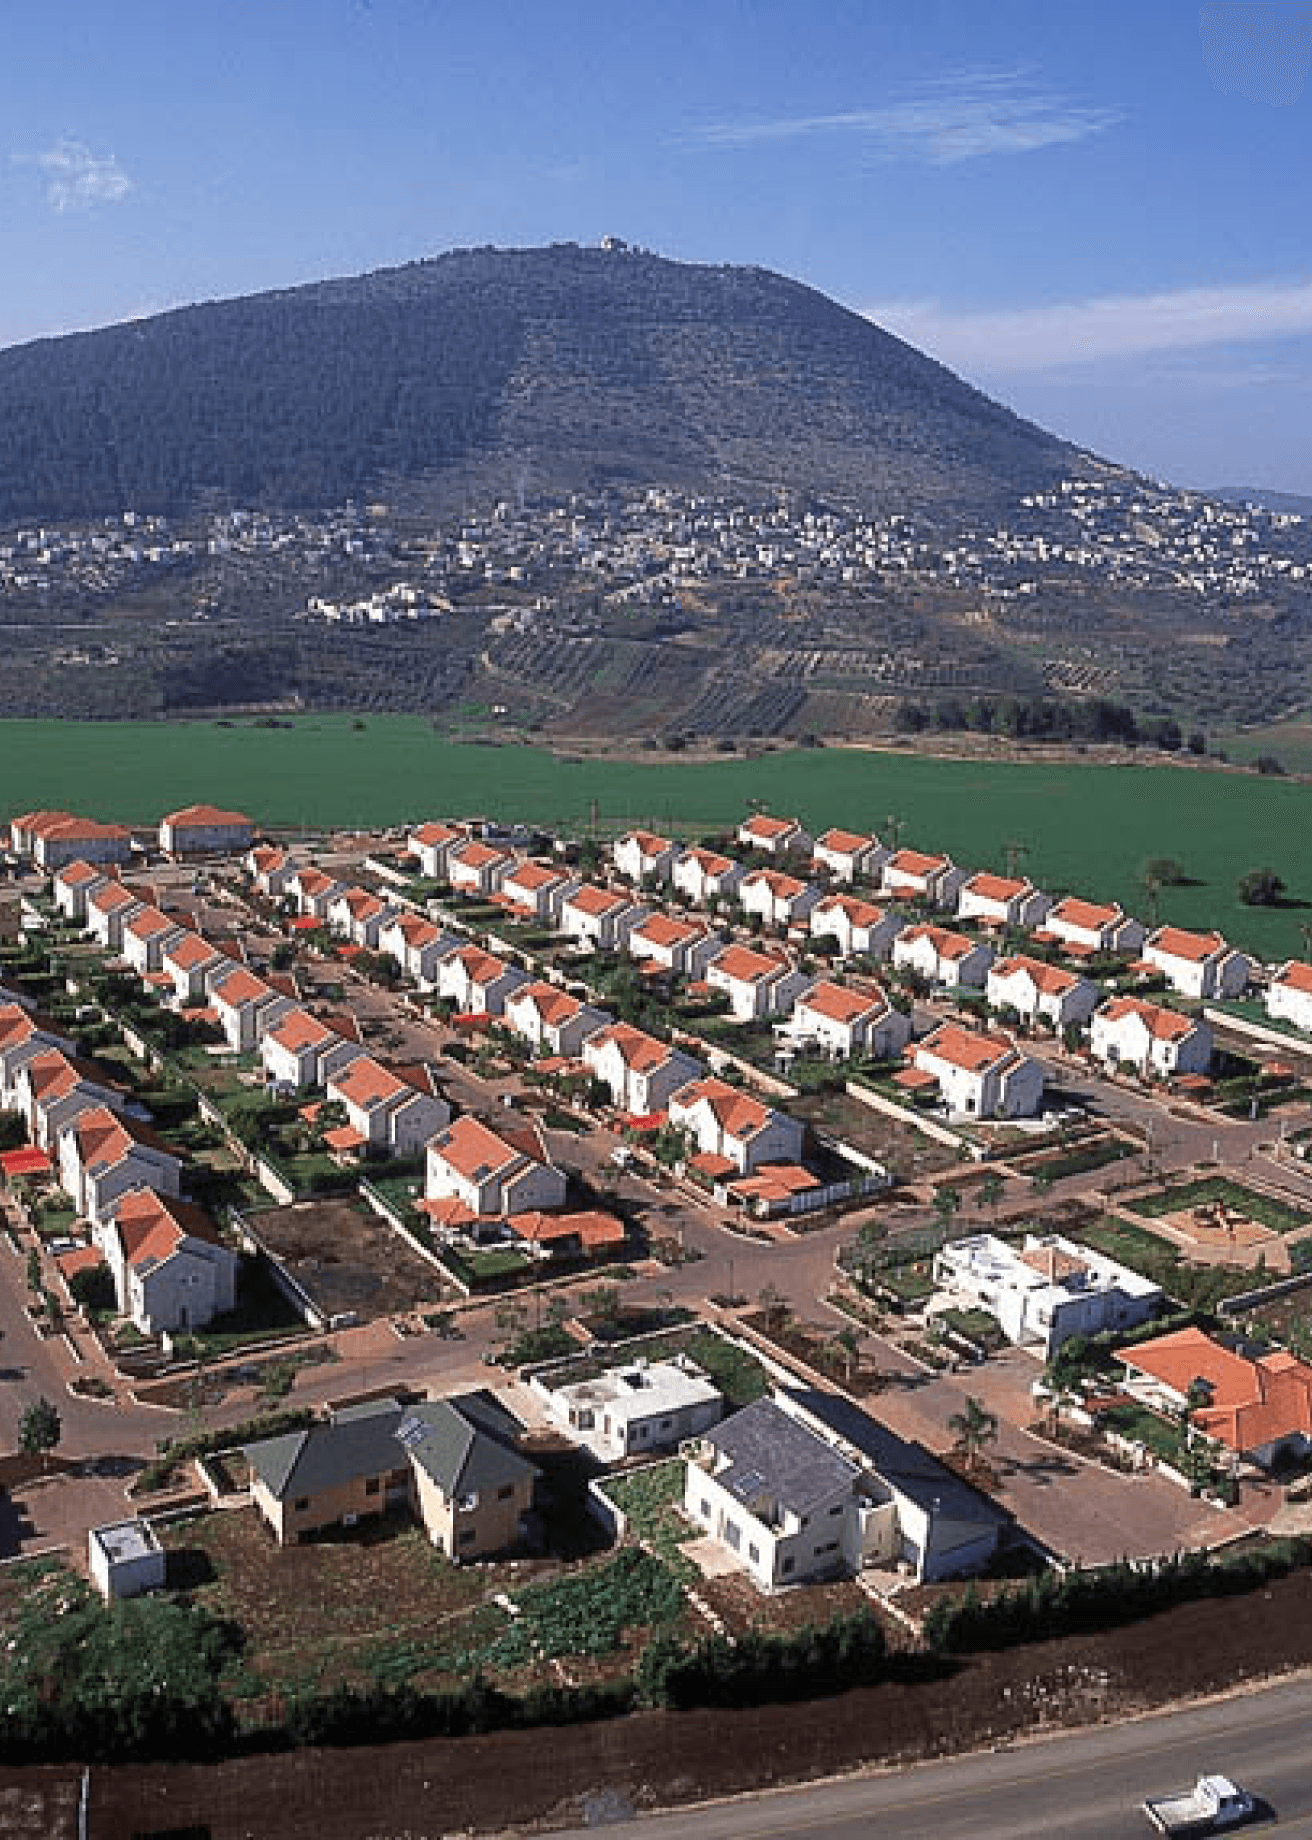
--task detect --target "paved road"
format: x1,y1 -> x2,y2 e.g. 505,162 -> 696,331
545,1673 -> 1312,1840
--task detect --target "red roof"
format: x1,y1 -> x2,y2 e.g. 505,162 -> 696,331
0,1146 -> 53,1178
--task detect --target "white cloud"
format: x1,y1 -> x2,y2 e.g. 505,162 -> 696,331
867,278 -> 1312,373
680,70 -> 1119,165
14,137 -> 133,211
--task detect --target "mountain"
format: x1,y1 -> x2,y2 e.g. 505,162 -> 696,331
1211,486 -> 1312,518
0,242 -> 1113,526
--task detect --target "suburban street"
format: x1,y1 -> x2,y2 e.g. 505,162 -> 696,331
545,1672 -> 1312,1840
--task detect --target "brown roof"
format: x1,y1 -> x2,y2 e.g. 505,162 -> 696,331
671,1075 -> 771,1139
565,883 -> 630,918
588,1022 -> 673,1073
743,868 -> 806,900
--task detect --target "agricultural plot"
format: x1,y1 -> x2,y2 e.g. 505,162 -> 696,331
1,715 -> 1310,955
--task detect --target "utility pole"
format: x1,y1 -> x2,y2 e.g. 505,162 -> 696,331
1004,839 -> 1027,881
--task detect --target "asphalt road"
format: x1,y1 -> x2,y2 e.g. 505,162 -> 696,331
545,1673 -> 1312,1840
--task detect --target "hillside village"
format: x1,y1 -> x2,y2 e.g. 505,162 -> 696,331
4,789 -> 1312,1744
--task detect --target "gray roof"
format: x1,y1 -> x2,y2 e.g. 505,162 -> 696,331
245,1401 -> 405,1502
703,1396 -> 856,1518
396,1390 -> 538,1500
782,1388 -> 1012,1530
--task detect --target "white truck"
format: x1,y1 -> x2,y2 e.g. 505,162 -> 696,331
1141,1774 -> 1255,1835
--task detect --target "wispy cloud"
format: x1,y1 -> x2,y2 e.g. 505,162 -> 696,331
679,69 -> 1119,164
14,137 -> 133,211
867,278 -> 1312,373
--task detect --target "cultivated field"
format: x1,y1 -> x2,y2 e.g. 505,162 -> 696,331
1,715 -> 1311,957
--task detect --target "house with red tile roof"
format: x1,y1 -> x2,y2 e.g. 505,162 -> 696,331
735,813 -> 812,858
160,930 -> 228,1008
447,838 -> 513,896
498,859 -> 574,923
910,1023 -> 1044,1119
0,1006 -> 71,1115
85,880 -> 145,953
1143,925 -> 1251,1000
377,910 -> 460,988
667,1075 -> 804,1175
880,848 -> 966,909
892,923 -> 994,990
781,980 -> 911,1061
21,811 -> 134,872
809,892 -> 906,961
1267,960 -> 1312,1036
326,886 -> 398,951
502,981 -> 610,1059
57,1105 -> 183,1224
51,859 -> 108,922
558,882 -> 646,952
246,844 -> 297,897
406,820 -> 464,880
671,846 -> 743,906
122,905 -> 187,978
704,944 -> 813,1022
158,805 -> 253,858
956,872 -> 1052,931
210,965 -> 295,1051
1038,897 -> 1145,957
613,830 -> 678,885
325,1055 -> 449,1155
288,866 -> 346,919
425,1114 -> 566,1219
1118,1326 -> 1312,1469
627,912 -> 723,980
986,953 -> 1100,1031
812,827 -> 889,885
436,944 -> 526,1017
506,1209 -> 628,1262
738,867 -> 822,931
1089,996 -> 1213,1079
102,1188 -> 238,1334
581,1023 -> 704,1115
261,1006 -> 366,1093
12,1046 -> 137,1151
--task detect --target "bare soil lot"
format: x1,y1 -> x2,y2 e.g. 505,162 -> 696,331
790,1088 -> 961,1182
76,1566 -> 1312,1840
245,1197 -> 448,1321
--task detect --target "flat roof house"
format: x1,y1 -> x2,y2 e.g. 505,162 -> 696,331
935,1231 -> 1161,1357
542,1355 -> 722,1463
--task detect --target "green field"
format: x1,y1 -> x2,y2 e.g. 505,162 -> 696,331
2,714 -> 1310,959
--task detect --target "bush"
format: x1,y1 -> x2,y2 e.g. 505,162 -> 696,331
638,1609 -> 887,1709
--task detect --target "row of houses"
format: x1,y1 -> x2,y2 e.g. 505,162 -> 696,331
12,804 -> 254,869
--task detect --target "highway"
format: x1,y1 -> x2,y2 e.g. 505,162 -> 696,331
546,1674 -> 1312,1840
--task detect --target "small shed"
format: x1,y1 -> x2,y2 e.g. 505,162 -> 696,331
89,1518 -> 166,1601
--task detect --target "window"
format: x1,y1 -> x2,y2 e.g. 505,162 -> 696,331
829,1502 -> 842,1516
699,1498 -> 712,1521
497,1484 -> 514,1501
458,1527 -> 476,1546
293,1497 -> 309,1513
725,1520 -> 742,1552
781,1556 -> 795,1575
748,1542 -> 760,1564
457,1491 -> 479,1512
365,1477 -> 380,1496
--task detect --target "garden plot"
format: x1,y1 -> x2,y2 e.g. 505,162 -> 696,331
1122,1174 -> 1312,1272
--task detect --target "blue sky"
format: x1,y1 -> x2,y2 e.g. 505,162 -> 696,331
4,0 -> 1311,493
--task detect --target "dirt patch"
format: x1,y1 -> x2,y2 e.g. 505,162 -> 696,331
791,1089 -> 961,1182
245,1197 -> 448,1321
76,1567 -> 1312,1839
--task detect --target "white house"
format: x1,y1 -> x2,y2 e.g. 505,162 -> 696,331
985,954 -> 1100,1032
543,1355 -> 722,1463
85,881 -> 144,953
1038,897 -> 1145,957
58,1106 -> 184,1225
89,1520 -> 166,1603
1267,961 -> 1312,1036
158,805 -> 253,859
809,893 -> 905,961
909,1023 -> 1045,1119
627,913 -> 722,980
581,1023 -> 704,1116
891,923 -> 993,990
558,884 -> 645,952
288,867 -> 344,920
672,847 -> 743,906
326,887 -> 395,950
956,872 -> 1052,931
102,1187 -> 239,1334
247,844 -> 296,898
738,868 -> 821,932
933,1231 -> 1162,1357
161,931 -> 228,1009
503,981 -> 610,1058
812,827 -> 889,884
612,830 -> 678,885
881,849 -> 966,909
425,1114 -> 566,1220
736,813 -> 812,858
1143,926 -> 1251,1000
210,966 -> 294,1052
121,906 -> 186,979
684,1389 -> 1009,1590
498,860 -> 573,923
19,812 -> 133,872
780,980 -> 911,1062
51,859 -> 107,922
261,1006 -> 365,1093
436,944 -> 526,1017
407,821 -> 464,880
377,911 -> 458,987
704,945 -> 812,1022
324,1055 -> 450,1156
1089,996 -> 1213,1079
667,1075 -> 804,1175
447,839 -> 512,897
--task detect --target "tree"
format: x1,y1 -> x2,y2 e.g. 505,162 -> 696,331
977,1171 -> 1004,1222
1142,856 -> 1186,888
19,1396 -> 61,1471
947,1395 -> 999,1474
1238,866 -> 1286,907
932,1184 -> 963,1239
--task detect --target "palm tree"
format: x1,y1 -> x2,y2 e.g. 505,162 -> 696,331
948,1395 -> 999,1474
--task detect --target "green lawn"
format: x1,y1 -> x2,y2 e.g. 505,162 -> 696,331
1132,1176 -> 1311,1233
1,716 -> 1310,955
